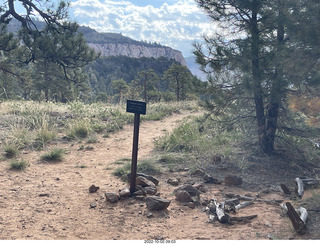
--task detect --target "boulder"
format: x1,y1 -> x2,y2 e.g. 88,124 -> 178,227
128,173 -> 159,186
144,186 -> 157,195
136,176 -> 156,188
105,192 -> 119,203
224,175 -> 243,186
174,184 -> 201,197
175,190 -> 193,203
146,196 -> 171,211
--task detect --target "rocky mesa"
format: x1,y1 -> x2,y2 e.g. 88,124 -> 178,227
88,42 -> 187,66
81,26 -> 187,66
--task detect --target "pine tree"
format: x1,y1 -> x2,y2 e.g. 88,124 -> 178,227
194,0 -> 320,154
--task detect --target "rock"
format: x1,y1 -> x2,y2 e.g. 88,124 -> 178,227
146,196 -> 171,211
132,190 -> 145,196
167,178 -> 180,186
89,43 -> 187,66
119,187 -> 131,197
134,195 -> 145,201
90,202 -> 97,208
144,186 -> 157,195
187,202 -> 196,209
136,176 -> 156,188
175,190 -> 193,203
191,169 -> 205,177
127,173 -> 159,186
174,184 -> 201,197
89,185 -> 99,193
105,192 -> 119,203
193,182 -> 207,193
224,175 -> 243,186
203,174 -> 219,184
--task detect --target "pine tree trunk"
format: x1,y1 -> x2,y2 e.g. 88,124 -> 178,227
264,4 -> 285,154
251,6 -> 269,153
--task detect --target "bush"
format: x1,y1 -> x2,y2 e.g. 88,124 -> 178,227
10,159 -> 29,170
3,143 -> 19,158
40,148 -> 65,162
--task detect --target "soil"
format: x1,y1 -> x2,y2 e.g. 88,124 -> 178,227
0,110 -> 319,240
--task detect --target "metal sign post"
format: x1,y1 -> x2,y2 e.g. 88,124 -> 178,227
126,100 -> 146,195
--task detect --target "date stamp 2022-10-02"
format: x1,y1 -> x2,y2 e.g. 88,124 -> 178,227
144,240 -> 177,244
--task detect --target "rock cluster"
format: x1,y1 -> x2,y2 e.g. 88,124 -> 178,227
103,173 -> 171,211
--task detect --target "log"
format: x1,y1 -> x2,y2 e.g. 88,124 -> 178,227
285,202 -> 307,235
280,183 -> 291,195
230,215 -> 257,222
295,178 -> 304,198
235,201 -> 254,211
213,199 -> 230,224
296,207 -> 308,224
281,204 -> 308,223
301,178 -> 319,187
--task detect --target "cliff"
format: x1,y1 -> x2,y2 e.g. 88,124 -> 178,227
80,26 -> 187,66
87,43 -> 187,66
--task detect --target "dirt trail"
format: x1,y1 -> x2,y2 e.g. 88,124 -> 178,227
0,110 -> 294,240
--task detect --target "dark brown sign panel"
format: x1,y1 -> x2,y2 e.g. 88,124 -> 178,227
126,100 -> 146,115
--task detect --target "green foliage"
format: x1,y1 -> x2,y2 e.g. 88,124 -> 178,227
113,158 -> 160,179
3,143 -> 19,158
40,148 -> 65,162
9,159 -> 29,171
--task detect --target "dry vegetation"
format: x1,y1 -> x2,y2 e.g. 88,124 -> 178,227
0,100 -> 319,240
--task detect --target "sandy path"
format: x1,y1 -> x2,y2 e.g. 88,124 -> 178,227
0,110 -> 293,240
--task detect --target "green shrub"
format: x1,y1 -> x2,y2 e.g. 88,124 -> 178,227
40,148 -> 65,162
3,143 -> 19,158
10,159 -> 29,170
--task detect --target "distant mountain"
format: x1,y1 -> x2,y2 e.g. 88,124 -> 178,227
7,20 -> 187,66
80,26 -> 187,66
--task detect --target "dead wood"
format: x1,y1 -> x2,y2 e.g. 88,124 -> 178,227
285,202 -> 307,235
230,215 -> 257,222
301,178 -> 319,187
213,199 -> 230,224
280,183 -> 291,195
295,178 -> 304,198
234,201 -> 254,211
296,207 -> 308,224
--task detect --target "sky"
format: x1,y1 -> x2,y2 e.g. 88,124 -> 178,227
65,0 -> 214,57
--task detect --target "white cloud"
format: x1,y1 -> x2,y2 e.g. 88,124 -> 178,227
70,0 -> 213,56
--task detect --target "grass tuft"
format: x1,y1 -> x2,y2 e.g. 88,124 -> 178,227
40,148 -> 65,162
10,159 -> 29,170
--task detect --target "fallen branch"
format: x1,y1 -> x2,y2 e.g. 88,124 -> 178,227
281,204 -> 308,223
285,202 -> 307,235
230,215 -> 257,222
295,178 -> 304,198
235,201 -> 254,211
213,199 -> 230,224
301,178 -> 319,187
280,183 -> 291,195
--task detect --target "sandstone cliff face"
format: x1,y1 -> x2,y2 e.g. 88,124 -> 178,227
88,43 -> 187,66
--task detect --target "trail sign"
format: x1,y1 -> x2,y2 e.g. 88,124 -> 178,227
126,100 -> 147,195
126,100 -> 146,115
